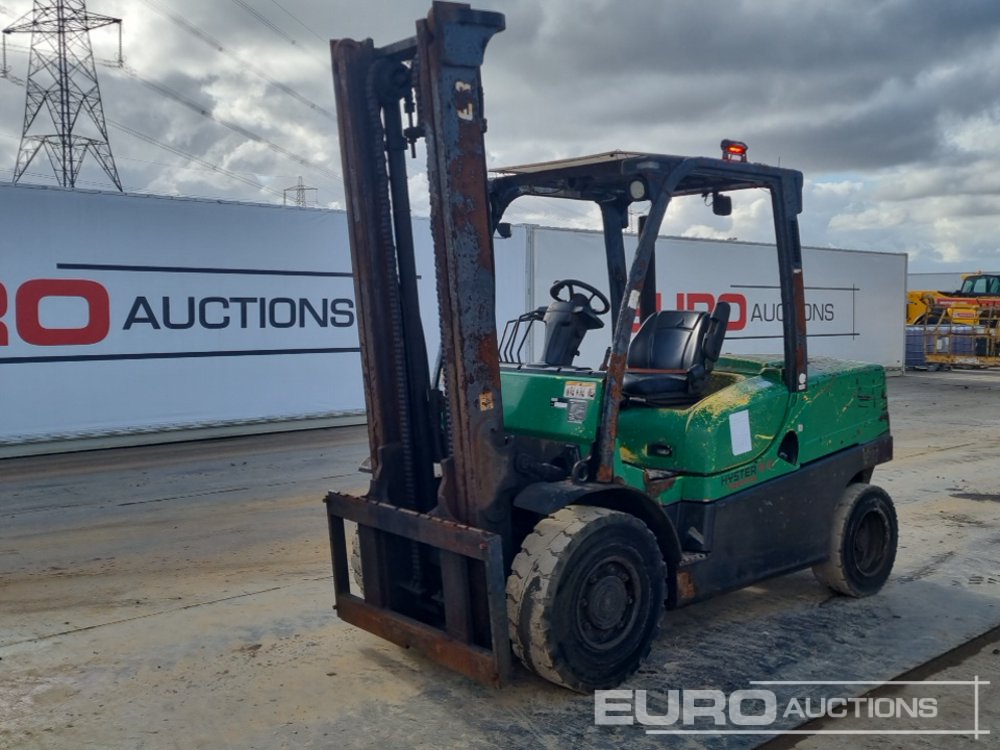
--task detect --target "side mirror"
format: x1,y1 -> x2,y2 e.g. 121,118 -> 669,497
496,222 -> 512,238
712,192 -> 732,217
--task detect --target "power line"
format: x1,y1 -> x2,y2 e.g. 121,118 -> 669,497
0,65 -> 21,86
0,161 -> 295,203
228,0 -> 299,48
117,153 -> 336,185
114,63 -> 342,182
226,0 -> 328,74
2,47 -> 339,198
108,119 -> 285,199
3,67 -> 297,201
109,120 -> 284,198
0,34 -> 27,83
0,164 -> 118,189
262,0 -> 326,43
137,0 -> 335,121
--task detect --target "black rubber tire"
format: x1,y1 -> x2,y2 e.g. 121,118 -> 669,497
813,483 -> 898,597
506,506 -> 665,692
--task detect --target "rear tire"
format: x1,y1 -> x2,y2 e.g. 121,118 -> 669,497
506,506 -> 665,692
813,483 -> 897,597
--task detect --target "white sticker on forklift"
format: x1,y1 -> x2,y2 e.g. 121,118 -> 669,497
564,381 -> 597,400
729,410 -> 752,455
567,399 -> 589,424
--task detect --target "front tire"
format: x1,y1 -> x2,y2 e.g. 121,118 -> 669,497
506,506 -> 665,692
813,483 -> 898,597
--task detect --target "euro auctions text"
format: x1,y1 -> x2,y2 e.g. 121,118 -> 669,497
596,689 -> 937,726
595,679 -> 990,738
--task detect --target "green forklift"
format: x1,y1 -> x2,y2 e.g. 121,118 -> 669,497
325,1 -> 897,692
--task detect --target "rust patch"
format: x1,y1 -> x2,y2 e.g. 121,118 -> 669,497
597,351 -> 628,482
677,570 -> 697,602
757,458 -> 776,474
643,470 -> 677,497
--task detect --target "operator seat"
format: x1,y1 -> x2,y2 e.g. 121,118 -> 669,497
623,302 -> 731,405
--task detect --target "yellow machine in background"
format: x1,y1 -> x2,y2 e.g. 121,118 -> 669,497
909,273 -> 1000,368
906,272 -> 1000,325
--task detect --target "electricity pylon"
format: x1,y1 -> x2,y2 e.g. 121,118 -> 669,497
283,175 -> 317,207
3,0 -> 123,190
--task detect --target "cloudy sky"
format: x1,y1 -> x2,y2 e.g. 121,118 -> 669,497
2,0 -> 1000,271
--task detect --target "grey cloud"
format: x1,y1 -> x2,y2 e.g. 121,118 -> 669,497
1,0 -> 999,268
485,0 -> 1000,173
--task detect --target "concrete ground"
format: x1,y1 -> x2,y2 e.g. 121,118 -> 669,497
760,624 -> 999,750
1,370 -> 998,749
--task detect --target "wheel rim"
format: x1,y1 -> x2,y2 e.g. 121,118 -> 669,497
575,555 -> 642,651
852,508 -> 890,577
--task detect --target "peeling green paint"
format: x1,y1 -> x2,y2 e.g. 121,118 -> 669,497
500,354 -> 889,506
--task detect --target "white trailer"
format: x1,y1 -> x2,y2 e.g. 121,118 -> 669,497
0,184 -> 368,455
0,183 -> 903,456
527,227 -> 906,372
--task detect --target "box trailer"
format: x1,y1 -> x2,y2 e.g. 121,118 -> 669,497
0,183 -> 903,456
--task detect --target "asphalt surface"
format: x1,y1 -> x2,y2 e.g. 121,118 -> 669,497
1,370 -> 998,749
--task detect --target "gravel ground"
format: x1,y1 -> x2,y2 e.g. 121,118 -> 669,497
1,370 -> 998,749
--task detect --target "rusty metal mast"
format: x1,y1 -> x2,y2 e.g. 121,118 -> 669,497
325,2 -> 514,685
3,0 -> 122,190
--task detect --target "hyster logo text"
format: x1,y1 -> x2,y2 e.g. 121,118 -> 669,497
721,463 -> 757,488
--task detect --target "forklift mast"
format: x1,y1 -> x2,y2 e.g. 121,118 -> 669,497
332,1 -> 511,529
326,2 -> 515,684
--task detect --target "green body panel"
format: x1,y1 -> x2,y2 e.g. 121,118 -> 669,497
616,369 -> 790,475
500,368 -> 604,447
788,357 -> 890,464
501,355 -> 890,505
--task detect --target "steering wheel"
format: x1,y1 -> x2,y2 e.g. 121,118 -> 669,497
550,279 -> 611,316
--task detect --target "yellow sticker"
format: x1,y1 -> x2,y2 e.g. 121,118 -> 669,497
564,381 -> 596,400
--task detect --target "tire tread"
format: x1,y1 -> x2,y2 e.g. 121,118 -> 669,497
813,483 -> 897,597
506,505 -> 664,691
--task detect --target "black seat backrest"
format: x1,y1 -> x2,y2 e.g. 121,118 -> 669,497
628,302 -> 731,372
623,302 -> 731,402
538,294 -> 604,366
